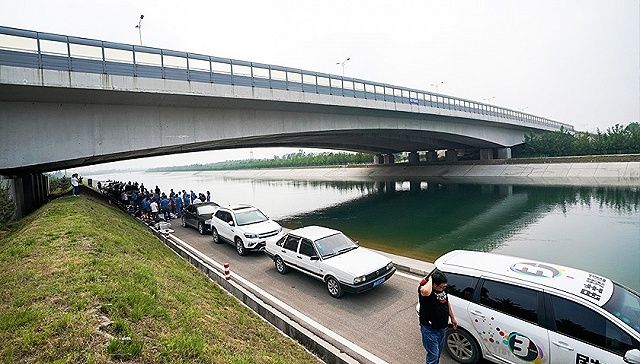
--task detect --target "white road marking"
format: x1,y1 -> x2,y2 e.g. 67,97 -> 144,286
167,233 -> 388,364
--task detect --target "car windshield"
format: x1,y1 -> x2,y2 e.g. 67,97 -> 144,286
235,209 -> 268,226
197,205 -> 217,215
314,233 -> 358,259
602,283 -> 640,335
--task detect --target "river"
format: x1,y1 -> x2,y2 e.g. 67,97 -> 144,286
88,171 -> 640,291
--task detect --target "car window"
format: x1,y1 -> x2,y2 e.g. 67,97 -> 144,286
275,235 -> 286,247
197,205 -> 216,215
235,209 -> 268,226
214,210 -> 225,220
446,273 -> 478,301
314,233 -> 357,258
283,235 -> 300,251
299,239 -> 316,257
222,211 -> 233,223
550,295 -> 639,356
479,280 -> 539,324
602,283 -> 640,335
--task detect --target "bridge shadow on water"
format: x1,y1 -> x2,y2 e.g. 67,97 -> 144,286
278,180 -> 639,262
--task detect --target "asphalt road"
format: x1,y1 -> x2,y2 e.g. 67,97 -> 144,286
172,222 -> 468,364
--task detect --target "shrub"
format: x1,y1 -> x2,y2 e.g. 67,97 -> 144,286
0,182 -> 16,227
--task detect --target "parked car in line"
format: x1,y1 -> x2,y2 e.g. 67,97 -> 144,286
265,226 -> 396,298
181,202 -> 219,234
210,204 -> 283,256
417,250 -> 640,364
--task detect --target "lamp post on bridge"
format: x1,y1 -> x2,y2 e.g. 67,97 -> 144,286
135,14 -> 144,46
429,81 -> 444,93
336,57 -> 350,77
483,96 -> 495,105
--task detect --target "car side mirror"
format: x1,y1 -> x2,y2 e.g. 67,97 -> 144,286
625,349 -> 640,364
310,256 -> 319,261
228,221 -> 235,227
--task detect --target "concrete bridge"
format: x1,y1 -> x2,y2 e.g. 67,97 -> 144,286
0,26 -> 573,216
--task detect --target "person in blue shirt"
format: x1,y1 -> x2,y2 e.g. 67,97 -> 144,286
175,192 -> 183,218
169,189 -> 175,199
183,192 -> 190,208
206,191 -> 211,202
160,195 -> 170,220
190,190 -> 197,201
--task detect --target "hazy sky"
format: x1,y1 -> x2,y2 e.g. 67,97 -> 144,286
2,0 -> 639,170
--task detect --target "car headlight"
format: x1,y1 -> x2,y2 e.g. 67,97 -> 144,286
354,275 -> 366,284
386,262 -> 394,271
244,233 -> 258,239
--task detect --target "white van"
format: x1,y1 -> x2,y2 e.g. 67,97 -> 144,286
427,250 -> 639,364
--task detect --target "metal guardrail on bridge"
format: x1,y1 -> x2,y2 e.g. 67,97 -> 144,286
0,26 -> 573,132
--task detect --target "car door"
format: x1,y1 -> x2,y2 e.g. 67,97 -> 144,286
185,205 -> 196,227
218,210 -> 235,242
467,278 -> 550,364
279,235 -> 301,267
545,293 -> 639,364
295,238 -> 323,279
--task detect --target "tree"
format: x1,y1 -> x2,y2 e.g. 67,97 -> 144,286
0,182 -> 16,228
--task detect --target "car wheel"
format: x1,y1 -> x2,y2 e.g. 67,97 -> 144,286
181,216 -> 187,228
235,238 -> 246,256
212,228 -> 221,244
445,328 -> 481,364
326,276 -> 343,298
198,222 -> 205,235
275,256 -> 289,274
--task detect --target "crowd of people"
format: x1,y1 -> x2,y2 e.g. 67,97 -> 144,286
99,180 -> 212,223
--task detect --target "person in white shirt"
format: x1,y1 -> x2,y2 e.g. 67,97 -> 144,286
150,200 -> 159,220
192,197 -> 202,204
71,174 -> 80,196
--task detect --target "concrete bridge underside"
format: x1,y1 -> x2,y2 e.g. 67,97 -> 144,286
1,83 -> 528,174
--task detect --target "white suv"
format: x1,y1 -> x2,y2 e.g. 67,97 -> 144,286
424,250 -> 639,364
264,226 -> 396,298
210,205 -> 283,256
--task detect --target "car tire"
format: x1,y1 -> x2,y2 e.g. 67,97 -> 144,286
326,276 -> 344,298
198,222 -> 205,235
181,216 -> 187,228
445,328 -> 481,364
235,238 -> 246,256
212,228 -> 221,244
275,256 -> 289,274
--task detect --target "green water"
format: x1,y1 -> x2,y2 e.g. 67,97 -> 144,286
281,182 -> 640,291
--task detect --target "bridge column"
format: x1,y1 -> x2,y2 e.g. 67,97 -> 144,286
3,173 -> 49,219
497,147 -> 512,159
383,154 -> 395,165
373,154 -> 384,165
445,149 -> 458,162
480,149 -> 494,161
408,152 -> 419,165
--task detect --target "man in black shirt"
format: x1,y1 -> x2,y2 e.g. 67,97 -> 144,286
418,270 -> 457,364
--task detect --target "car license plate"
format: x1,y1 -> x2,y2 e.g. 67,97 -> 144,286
372,277 -> 385,288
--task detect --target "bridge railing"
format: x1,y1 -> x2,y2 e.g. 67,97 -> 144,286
0,26 -> 573,132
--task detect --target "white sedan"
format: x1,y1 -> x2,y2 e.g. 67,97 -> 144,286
265,226 -> 396,298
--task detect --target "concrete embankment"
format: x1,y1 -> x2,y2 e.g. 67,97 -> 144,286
187,161 -> 640,186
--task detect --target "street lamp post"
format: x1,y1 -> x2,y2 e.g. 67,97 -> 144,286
483,96 -> 496,105
135,14 -> 144,46
429,81 -> 444,93
336,57 -> 350,77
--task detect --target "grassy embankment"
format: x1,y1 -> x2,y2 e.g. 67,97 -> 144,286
0,195 -> 318,363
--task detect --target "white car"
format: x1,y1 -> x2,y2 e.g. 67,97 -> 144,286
210,205 -> 283,256
264,226 -> 396,298
419,250 -> 640,364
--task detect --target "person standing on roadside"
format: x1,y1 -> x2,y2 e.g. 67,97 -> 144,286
418,270 -> 457,364
71,173 -> 80,196
175,192 -> 183,218
206,190 -> 211,202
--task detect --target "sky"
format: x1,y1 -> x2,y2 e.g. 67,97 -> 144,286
2,0 -> 639,171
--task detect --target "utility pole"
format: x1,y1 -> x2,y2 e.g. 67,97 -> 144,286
135,14 -> 144,46
336,57 -> 350,77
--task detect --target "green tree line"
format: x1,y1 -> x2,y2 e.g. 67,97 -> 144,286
514,122 -> 640,157
148,151 -> 372,172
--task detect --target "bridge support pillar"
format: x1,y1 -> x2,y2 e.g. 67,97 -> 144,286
373,154 -> 384,165
1,173 -> 49,219
445,149 -> 458,162
408,152 -> 419,165
480,149 -> 494,160
383,154 -> 395,165
426,150 -> 438,163
497,147 -> 512,159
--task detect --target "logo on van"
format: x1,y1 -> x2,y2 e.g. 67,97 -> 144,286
507,332 -> 543,362
510,262 -> 561,278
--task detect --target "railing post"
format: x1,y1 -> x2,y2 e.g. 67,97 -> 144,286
132,46 -> 137,77
230,59 -> 234,85
160,49 -> 165,79
186,53 -> 190,81
250,62 -> 254,87
101,41 -> 106,74
66,36 -> 71,71
268,65 -> 272,89
209,56 -> 213,83
36,32 -> 42,69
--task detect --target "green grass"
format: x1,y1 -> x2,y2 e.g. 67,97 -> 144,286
0,196 -> 318,363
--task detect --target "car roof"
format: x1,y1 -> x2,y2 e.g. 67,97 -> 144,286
226,204 -> 255,211
435,250 -> 614,307
193,202 -> 219,207
290,226 -> 341,241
